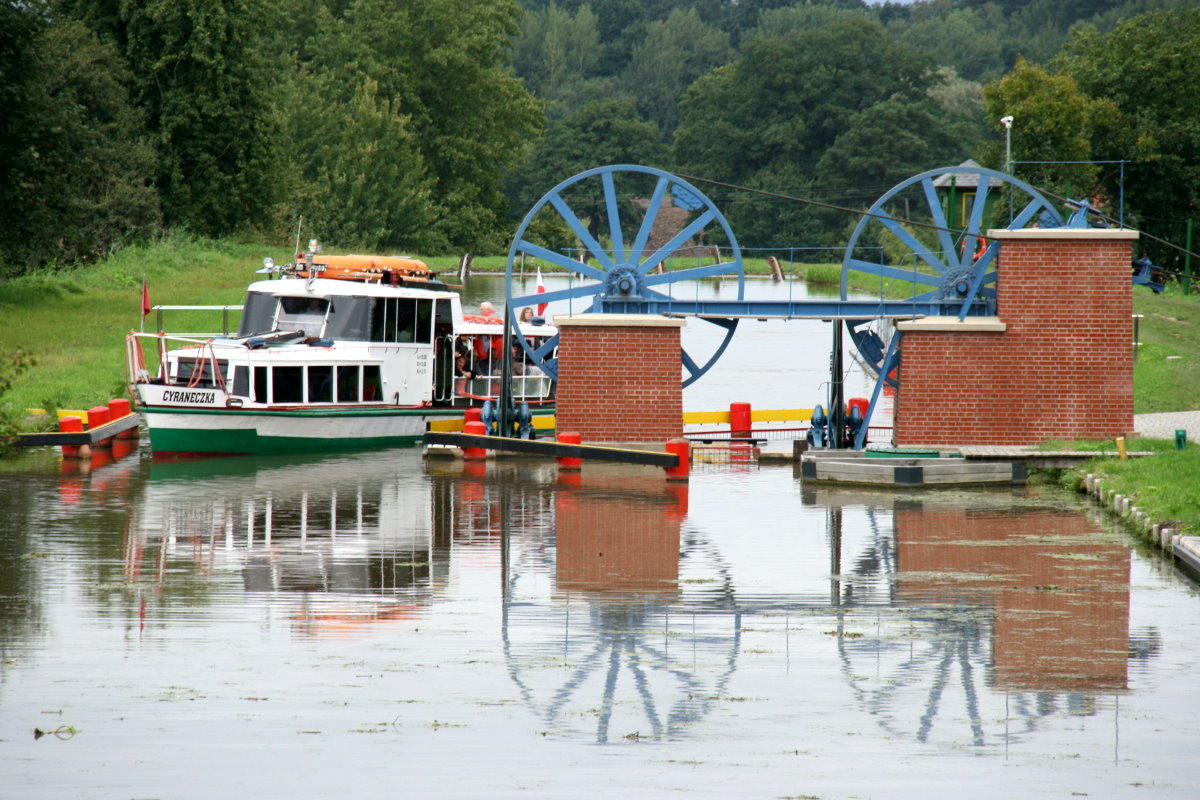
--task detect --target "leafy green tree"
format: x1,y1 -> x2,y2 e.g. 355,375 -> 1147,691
981,57 -> 1113,201
622,8 -> 733,137
1055,8 -> 1200,241
505,99 -> 668,241
893,5 -> 1006,83
512,2 -> 604,105
122,0 -> 278,236
0,7 -> 160,274
300,0 -> 543,251
278,75 -> 439,251
674,16 -> 935,245
817,97 -> 977,204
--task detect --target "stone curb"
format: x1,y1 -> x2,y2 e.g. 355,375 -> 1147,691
1084,472 -> 1199,576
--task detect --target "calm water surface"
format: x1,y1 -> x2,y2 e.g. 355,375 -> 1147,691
2,276 -> 1198,798
2,446 -> 1198,799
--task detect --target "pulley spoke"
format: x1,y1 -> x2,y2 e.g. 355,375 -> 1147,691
603,171 -> 626,265
548,193 -> 615,271
517,241 -> 608,282
644,260 -> 738,286
875,211 -> 950,275
639,209 -> 717,276
629,177 -> 670,264
846,258 -> 942,288
921,177 -> 960,270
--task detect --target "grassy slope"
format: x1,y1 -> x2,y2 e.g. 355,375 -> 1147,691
0,236 -> 291,412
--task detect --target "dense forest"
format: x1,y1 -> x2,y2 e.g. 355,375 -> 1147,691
2,0 -> 1198,275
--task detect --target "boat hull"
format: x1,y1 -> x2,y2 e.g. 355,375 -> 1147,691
139,405 -> 454,457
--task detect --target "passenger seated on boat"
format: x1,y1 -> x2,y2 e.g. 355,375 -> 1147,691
454,351 -> 478,379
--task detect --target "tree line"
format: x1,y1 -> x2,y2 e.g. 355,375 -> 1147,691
2,0 -> 1198,277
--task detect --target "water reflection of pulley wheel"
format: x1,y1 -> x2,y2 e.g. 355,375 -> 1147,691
840,166 -> 1064,385
504,164 -> 745,387
502,528 -> 742,743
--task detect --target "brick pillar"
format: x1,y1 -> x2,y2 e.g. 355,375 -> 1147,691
894,228 -> 1137,446
554,314 -> 684,444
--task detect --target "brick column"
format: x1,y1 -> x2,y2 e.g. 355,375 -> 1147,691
894,228 -> 1138,446
553,314 -> 684,444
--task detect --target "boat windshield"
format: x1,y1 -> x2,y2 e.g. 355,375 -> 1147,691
278,297 -> 329,338
237,291 -> 278,337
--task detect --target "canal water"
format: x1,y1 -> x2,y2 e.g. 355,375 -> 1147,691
2,276 -> 1198,798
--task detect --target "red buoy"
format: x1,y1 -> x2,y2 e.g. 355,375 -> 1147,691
556,431 -> 582,471
664,438 -> 690,481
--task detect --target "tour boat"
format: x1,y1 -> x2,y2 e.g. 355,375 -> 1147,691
126,246 -> 556,457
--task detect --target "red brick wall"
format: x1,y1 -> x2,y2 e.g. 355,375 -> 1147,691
896,232 -> 1135,445
555,320 -> 683,443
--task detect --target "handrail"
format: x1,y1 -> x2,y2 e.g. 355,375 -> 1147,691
150,304 -> 244,337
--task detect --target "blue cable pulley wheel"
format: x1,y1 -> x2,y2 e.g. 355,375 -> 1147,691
504,164 -> 745,388
841,165 -> 1064,386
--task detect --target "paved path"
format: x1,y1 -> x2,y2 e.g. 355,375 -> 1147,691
1134,411 -> 1200,443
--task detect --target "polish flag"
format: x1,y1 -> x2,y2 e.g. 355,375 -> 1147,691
536,267 -> 547,316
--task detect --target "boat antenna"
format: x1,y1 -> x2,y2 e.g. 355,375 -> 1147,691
293,216 -> 304,258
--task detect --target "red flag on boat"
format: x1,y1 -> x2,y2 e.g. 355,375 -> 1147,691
536,267 -> 547,316
141,277 -> 151,317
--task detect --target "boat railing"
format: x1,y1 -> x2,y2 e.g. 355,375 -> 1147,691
457,374 -> 555,404
146,304 -> 244,338
126,331 -> 229,390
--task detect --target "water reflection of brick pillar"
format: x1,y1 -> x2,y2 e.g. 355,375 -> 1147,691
555,472 -> 682,594
895,228 -> 1137,446
553,314 -> 684,444
894,504 -> 1129,692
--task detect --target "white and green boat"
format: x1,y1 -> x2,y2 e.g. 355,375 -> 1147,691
126,248 -> 555,458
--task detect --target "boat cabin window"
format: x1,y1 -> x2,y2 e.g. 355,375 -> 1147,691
336,365 -> 360,402
363,365 -> 383,402
238,292 -> 278,337
175,357 -> 228,387
323,296 -> 372,340
278,297 -> 329,338
253,366 -> 267,402
371,297 -> 433,344
232,365 -> 250,398
307,365 -> 334,403
272,365 -> 303,403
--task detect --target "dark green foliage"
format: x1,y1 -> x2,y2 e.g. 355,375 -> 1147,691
122,0 -> 277,236
1056,9 -> 1200,262
0,7 -> 160,274
0,347 -> 35,454
291,0 -> 543,252
505,99 -> 669,238
673,16 -> 947,245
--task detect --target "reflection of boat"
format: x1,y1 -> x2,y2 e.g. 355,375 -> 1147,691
127,246 -> 556,457
126,450 -> 446,634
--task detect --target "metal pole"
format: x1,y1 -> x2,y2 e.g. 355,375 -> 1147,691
1119,161 -> 1125,228
499,304 -> 514,437
1002,115 -> 1014,224
829,322 -> 844,449
1132,314 -> 1143,363
1185,218 -> 1194,296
